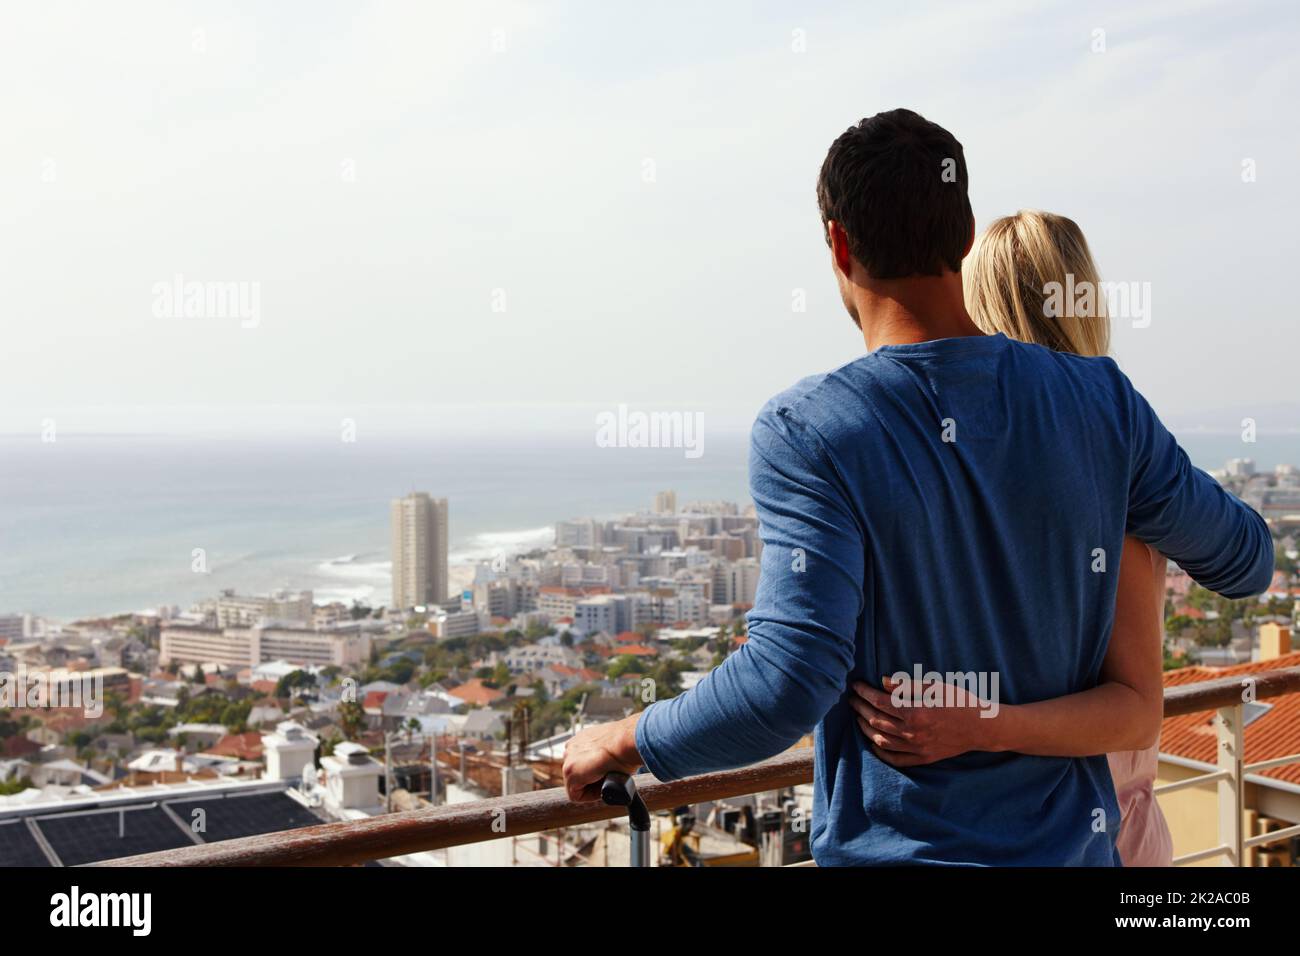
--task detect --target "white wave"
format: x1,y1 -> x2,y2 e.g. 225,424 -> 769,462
313,583 -> 385,605
448,525 -> 555,564
314,556 -> 390,581
312,554 -> 391,604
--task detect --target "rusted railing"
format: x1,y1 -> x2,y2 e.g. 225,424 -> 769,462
99,666 -> 1300,867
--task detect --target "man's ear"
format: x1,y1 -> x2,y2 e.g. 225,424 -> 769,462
827,220 -> 854,277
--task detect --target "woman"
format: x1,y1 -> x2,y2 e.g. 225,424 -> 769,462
849,210 -> 1173,866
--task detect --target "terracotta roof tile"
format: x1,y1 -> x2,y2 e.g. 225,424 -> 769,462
614,644 -> 658,657
447,678 -> 505,706
1160,651 -> 1300,786
205,731 -> 265,761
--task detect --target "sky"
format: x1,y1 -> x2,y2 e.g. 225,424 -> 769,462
2,0 -> 1298,440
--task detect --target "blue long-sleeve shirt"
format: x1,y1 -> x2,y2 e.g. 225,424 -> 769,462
635,333 -> 1273,865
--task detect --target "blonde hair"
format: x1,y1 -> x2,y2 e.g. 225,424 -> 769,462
963,210 -> 1110,357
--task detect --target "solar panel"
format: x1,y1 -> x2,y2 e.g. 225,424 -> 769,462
35,805 -> 194,866
0,819 -> 52,867
167,792 -> 323,843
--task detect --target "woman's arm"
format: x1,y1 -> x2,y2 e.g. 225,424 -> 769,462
850,537 -> 1166,766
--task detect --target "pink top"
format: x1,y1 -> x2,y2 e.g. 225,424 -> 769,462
1107,741 -> 1173,866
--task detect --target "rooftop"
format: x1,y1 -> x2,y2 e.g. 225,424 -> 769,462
1160,650 -> 1300,786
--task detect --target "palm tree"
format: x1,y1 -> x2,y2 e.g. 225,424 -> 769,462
339,700 -> 365,740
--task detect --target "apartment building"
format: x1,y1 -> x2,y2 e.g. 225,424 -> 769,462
555,518 -> 597,548
474,578 -> 539,618
204,588 -> 314,628
573,594 -> 634,636
685,535 -> 747,561
158,626 -> 253,669
621,588 -> 709,627
722,558 -> 761,606
391,492 -> 449,610
430,607 -> 491,640
0,614 -> 28,641
538,585 -> 611,621
503,642 -> 580,675
558,562 -> 619,588
159,624 -> 370,669
256,627 -> 369,668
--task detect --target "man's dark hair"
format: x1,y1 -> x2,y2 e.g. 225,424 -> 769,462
816,108 -> 972,279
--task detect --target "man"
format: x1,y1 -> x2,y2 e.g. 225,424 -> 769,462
563,108 -> 1273,864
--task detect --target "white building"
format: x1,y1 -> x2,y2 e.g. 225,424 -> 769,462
431,607 -> 491,640
204,588 -> 314,628
159,624 -> 370,669
503,642 -> 579,675
723,558 -> 761,606
573,593 -> 633,635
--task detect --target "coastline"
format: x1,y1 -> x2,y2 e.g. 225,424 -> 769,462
2,430 -> 1287,624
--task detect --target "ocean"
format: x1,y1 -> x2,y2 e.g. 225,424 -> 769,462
0,429 -> 1290,622
0,431 -> 751,621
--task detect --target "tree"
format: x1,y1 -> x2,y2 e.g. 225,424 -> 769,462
607,655 -> 648,679
339,701 -> 366,740
640,658 -> 685,700
379,660 -> 415,685
0,776 -> 33,796
275,669 -> 317,698
489,661 -> 511,688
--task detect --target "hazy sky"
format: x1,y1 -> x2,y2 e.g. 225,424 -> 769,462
3,0 -> 1297,439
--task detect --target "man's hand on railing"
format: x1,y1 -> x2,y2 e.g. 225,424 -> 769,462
562,713 -> 644,802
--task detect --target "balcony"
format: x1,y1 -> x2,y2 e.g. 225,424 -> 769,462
97,666 -> 1300,867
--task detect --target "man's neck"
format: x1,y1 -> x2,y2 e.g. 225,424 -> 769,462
853,273 -> 984,351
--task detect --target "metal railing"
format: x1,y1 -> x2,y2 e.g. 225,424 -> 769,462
99,666 -> 1300,867
1154,667 -> 1300,866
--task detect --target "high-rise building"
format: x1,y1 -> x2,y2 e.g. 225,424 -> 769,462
390,493 -> 449,610
555,518 -> 596,548
0,614 -> 28,641
653,490 -> 677,515
724,557 -> 761,606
